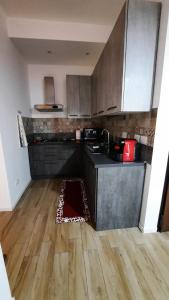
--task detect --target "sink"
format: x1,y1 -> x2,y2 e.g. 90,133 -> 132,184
87,143 -> 106,155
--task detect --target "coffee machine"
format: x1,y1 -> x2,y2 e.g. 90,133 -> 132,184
112,139 -> 139,162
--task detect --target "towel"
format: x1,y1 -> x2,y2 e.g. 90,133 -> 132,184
17,113 -> 28,147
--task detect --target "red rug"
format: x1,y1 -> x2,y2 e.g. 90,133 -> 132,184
56,179 -> 90,223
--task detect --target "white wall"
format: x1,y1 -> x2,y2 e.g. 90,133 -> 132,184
0,6 -> 31,210
28,64 -> 93,118
140,0 -> 169,233
0,134 -> 12,211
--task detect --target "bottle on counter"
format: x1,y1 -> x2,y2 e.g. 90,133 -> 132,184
75,129 -> 81,141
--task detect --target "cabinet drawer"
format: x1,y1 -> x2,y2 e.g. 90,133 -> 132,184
44,161 -> 67,175
44,148 -> 76,160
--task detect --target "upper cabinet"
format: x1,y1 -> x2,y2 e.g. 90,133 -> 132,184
67,75 -> 91,118
92,0 -> 161,116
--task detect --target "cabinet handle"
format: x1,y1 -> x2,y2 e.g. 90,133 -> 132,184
107,106 -> 117,111
80,114 -> 91,117
69,114 -> 78,117
98,110 -> 104,114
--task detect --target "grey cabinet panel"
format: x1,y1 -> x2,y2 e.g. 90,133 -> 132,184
67,75 -> 80,117
96,166 -> 145,230
28,144 -> 82,179
83,152 -> 97,224
79,76 -> 91,117
91,4 -> 126,115
67,75 -> 91,117
91,0 -> 161,115
83,150 -> 145,230
96,56 -> 105,115
123,0 -> 161,111
105,5 -> 126,113
91,72 -> 97,116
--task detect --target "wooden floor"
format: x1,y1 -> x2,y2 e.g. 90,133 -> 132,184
1,179 -> 169,300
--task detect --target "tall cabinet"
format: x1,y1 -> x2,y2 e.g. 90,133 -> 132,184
92,0 -> 161,116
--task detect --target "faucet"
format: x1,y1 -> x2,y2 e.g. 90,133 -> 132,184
101,129 -> 110,153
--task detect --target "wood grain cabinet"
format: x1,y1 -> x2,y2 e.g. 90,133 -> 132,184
67,75 -> 91,118
92,0 -> 161,116
83,151 -> 145,230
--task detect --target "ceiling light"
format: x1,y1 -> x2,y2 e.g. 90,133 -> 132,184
85,52 -> 90,56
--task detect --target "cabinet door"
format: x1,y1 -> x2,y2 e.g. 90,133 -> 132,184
96,52 -> 105,116
97,166 -> 145,230
83,152 -> 97,224
79,76 -> 91,117
67,75 -> 80,117
91,72 -> 97,117
104,4 -> 126,114
123,0 -> 161,112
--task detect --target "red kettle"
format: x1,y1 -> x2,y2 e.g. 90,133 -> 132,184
122,139 -> 137,162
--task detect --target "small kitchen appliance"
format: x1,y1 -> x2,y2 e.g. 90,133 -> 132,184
112,139 -> 138,162
83,128 -> 102,141
122,139 -> 137,162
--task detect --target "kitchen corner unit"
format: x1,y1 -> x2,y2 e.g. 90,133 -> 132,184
83,149 -> 145,231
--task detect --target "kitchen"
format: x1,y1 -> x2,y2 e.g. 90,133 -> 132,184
0,0 -> 169,299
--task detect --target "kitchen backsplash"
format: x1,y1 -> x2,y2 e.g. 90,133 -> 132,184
22,117 -> 33,135
23,117 -> 96,135
23,110 -> 157,147
95,110 -> 157,147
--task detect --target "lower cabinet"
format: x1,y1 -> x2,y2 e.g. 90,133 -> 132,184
28,144 -> 82,179
83,153 -> 97,224
83,152 -> 145,230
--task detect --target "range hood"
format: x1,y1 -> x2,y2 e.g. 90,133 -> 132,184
34,76 -> 64,112
34,104 -> 63,112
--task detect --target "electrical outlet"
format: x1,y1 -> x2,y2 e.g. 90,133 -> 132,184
122,131 -> 127,138
140,135 -> 148,145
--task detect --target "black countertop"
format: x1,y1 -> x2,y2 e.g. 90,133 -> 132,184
28,137 -> 148,168
84,147 -> 145,168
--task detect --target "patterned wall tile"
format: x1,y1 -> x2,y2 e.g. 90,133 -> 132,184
23,110 -> 157,147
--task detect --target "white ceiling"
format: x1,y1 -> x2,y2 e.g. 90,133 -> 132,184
1,0 -> 126,66
12,38 -> 105,66
0,0 -> 125,25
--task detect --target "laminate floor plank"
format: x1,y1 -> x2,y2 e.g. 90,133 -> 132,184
13,255 -> 39,300
48,252 -> 69,300
81,222 -> 97,250
68,238 -> 88,300
84,249 -> 108,300
0,179 -> 169,300
30,241 -> 55,300
6,242 -> 28,292
96,235 -> 132,300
